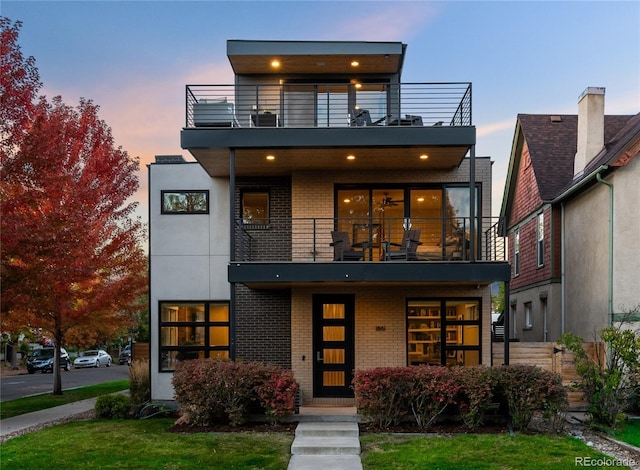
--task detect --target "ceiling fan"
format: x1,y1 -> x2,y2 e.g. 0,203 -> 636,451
381,192 -> 404,206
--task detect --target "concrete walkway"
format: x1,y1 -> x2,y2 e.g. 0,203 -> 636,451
288,406 -> 363,470
0,397 -> 98,438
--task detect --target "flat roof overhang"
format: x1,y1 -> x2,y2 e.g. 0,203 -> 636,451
228,261 -> 511,289
181,126 -> 475,177
227,40 -> 406,76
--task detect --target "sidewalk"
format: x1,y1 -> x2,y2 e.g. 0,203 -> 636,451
0,397 -> 98,440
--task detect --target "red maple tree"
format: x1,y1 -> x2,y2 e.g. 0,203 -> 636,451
1,18 -> 147,394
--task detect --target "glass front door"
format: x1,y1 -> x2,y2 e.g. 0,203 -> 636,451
313,294 -> 355,398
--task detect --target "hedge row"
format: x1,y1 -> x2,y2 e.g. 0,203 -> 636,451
352,365 -> 567,430
172,359 -> 298,426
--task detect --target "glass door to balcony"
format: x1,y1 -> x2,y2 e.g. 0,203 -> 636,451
313,294 -> 355,398
336,188 -> 404,261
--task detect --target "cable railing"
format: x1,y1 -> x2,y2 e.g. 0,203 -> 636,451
234,216 -> 505,263
186,82 -> 472,129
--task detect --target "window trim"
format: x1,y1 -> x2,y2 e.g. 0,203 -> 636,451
158,301 -> 230,372
161,190 -> 209,214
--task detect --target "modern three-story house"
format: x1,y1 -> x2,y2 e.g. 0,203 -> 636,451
149,40 -> 510,402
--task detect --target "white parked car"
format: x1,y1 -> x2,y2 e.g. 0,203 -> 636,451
74,349 -> 112,368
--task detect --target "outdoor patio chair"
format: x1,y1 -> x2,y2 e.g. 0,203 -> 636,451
349,109 -> 389,127
383,229 -> 422,261
330,231 -> 368,261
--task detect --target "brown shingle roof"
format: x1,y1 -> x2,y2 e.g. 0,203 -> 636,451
518,114 -> 635,200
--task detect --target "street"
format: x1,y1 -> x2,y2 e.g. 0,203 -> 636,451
0,363 -> 130,401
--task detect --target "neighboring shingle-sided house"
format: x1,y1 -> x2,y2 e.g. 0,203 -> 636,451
149,40 -> 510,402
500,87 -> 639,344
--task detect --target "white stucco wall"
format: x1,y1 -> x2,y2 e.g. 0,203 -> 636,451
149,161 -> 230,400
564,158 -> 640,339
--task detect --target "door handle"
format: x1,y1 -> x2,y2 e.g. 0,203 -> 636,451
316,351 -> 323,362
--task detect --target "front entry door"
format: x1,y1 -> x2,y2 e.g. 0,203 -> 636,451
313,294 -> 355,398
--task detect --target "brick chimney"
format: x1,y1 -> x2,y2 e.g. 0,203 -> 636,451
574,87 -> 605,176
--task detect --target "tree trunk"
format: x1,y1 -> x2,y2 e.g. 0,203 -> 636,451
53,329 -> 63,395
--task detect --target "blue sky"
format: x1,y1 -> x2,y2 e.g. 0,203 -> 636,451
4,1 -> 639,219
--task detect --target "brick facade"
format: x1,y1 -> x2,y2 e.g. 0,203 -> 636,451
234,285 -> 292,368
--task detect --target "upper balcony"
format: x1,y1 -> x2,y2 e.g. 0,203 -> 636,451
229,216 -> 510,288
181,82 -> 474,177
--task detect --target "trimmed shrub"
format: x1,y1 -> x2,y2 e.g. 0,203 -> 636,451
454,366 -> 498,429
172,359 -> 299,427
353,365 -> 567,431
129,359 -> 150,407
255,369 -> 299,423
408,365 -> 460,429
95,393 -> 131,419
352,367 -> 414,428
495,365 -> 567,430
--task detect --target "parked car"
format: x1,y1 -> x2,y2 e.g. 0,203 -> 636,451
27,347 -> 72,374
118,345 -> 131,365
74,349 -> 112,368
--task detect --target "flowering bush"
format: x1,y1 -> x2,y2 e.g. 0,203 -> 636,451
172,359 -> 299,426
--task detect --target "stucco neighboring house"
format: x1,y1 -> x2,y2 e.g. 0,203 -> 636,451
149,40 -> 510,402
500,87 -> 640,344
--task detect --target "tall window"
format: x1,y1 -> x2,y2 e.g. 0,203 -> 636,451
161,190 -> 209,214
242,191 -> 269,225
159,302 -> 229,372
537,213 -> 544,267
513,229 -> 520,276
524,302 -> 532,329
407,298 -> 481,367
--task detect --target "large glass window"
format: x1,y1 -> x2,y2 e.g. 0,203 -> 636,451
407,299 -> 481,367
161,190 -> 209,214
159,302 -> 229,372
336,184 -> 479,261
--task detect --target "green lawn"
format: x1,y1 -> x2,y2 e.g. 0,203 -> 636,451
360,433 -> 630,470
1,419 -> 630,470
0,380 -> 129,419
0,419 -> 293,470
614,418 -> 640,448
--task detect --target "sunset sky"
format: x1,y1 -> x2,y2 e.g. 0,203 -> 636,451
4,0 -> 639,221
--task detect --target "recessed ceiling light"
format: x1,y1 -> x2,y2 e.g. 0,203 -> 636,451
419,154 -> 429,160
346,155 -> 356,160
266,155 -> 275,161
351,61 -> 359,67
417,197 -> 425,202
343,198 -> 351,203
270,60 -> 280,68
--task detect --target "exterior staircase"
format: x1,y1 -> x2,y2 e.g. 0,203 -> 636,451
287,407 -> 363,470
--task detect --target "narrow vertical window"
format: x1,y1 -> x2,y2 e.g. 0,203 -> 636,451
513,229 -> 520,276
524,302 -> 532,329
537,213 -> 544,267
